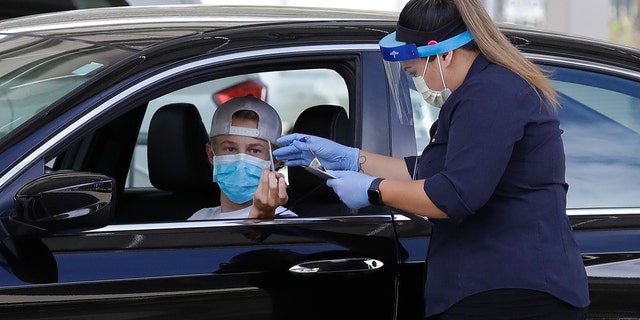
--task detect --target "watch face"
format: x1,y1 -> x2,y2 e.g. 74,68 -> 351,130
368,178 -> 384,205
368,189 -> 382,205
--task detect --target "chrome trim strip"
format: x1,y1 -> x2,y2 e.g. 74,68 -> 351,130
567,208 -> 640,216
394,209 -> 640,220
0,44 -> 380,188
393,214 -> 413,221
0,287 -> 260,304
0,17 -> 325,34
525,53 -> 640,80
84,214 -> 393,233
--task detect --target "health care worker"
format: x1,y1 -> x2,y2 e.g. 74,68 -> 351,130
273,0 -> 590,319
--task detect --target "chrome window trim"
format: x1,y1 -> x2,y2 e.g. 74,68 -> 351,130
567,208 -> 640,216
393,209 -> 640,219
0,17 -> 318,34
525,53 -> 640,80
0,44 -> 380,189
84,214 -> 394,234
70,208 -> 640,234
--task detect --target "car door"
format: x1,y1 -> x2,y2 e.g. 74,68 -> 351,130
544,63 -> 640,317
0,218 -> 399,319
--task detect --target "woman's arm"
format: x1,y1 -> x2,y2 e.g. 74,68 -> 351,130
357,150 -> 413,180
379,179 -> 448,219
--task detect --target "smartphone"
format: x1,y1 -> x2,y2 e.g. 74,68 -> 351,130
303,166 -> 336,179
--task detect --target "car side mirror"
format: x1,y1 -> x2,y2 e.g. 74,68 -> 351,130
2,171 -> 115,238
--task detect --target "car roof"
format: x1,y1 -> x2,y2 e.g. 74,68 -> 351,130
0,5 -> 399,54
0,4 -> 637,73
0,5 -> 399,34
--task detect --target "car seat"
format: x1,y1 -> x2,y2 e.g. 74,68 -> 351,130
120,103 -> 220,222
285,104 -> 354,216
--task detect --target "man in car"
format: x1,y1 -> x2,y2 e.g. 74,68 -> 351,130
188,95 -> 297,220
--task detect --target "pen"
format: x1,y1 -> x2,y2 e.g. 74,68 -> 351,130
269,151 -> 275,172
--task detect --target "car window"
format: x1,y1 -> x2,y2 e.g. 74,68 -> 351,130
0,34 -> 133,141
550,66 -> 640,209
125,68 -> 348,189
407,64 -> 640,210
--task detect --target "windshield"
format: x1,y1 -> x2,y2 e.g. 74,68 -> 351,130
0,33 -> 134,139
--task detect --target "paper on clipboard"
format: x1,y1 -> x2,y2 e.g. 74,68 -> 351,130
303,165 -> 336,179
303,146 -> 335,179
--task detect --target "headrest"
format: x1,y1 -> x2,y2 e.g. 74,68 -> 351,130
288,105 -> 350,200
148,103 -> 218,195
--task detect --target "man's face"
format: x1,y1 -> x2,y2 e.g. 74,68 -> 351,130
211,135 -> 271,161
207,117 -> 271,163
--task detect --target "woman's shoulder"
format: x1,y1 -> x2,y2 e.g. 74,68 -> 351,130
462,61 -> 532,100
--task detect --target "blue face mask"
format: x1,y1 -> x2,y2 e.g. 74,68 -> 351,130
213,153 -> 272,204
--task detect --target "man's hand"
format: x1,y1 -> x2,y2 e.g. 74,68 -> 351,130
249,168 -> 288,218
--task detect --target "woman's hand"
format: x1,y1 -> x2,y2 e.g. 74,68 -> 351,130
326,170 -> 377,209
273,133 -> 360,171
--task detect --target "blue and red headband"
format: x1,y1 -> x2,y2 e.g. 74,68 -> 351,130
379,19 -> 474,61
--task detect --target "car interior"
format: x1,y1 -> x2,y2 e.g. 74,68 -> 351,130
284,104 -> 354,217
115,102 -> 220,223
46,67 -> 356,223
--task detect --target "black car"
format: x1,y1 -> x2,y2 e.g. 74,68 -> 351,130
0,5 -> 638,319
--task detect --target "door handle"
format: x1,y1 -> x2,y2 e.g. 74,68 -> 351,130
289,258 -> 384,274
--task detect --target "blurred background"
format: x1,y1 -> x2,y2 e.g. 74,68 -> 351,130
146,0 -> 640,48
2,0 -> 638,48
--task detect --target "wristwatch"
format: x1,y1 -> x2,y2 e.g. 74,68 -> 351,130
367,178 -> 384,206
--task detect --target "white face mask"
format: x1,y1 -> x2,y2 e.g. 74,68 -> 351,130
412,55 -> 451,108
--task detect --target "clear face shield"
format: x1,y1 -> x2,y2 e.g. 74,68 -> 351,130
378,30 -> 474,128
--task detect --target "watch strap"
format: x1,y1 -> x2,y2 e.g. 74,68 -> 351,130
367,177 -> 384,206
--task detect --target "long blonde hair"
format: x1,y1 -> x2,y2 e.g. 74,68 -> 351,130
454,0 -> 558,106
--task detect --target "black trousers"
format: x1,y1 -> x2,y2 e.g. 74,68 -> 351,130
427,289 -> 589,320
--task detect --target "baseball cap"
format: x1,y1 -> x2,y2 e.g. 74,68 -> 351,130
209,95 -> 282,144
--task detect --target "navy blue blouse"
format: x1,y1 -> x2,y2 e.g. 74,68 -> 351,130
405,54 -> 590,317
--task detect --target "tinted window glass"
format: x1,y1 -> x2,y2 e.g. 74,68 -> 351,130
551,66 -> 640,208
126,69 -> 348,188
0,35 -> 132,140
408,64 -> 640,209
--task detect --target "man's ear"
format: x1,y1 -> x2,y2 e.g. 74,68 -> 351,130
205,143 -> 214,165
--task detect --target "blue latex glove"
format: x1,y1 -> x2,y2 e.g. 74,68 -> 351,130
325,170 -> 376,209
274,133 -> 360,171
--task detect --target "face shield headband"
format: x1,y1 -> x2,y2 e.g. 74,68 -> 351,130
379,29 -> 474,61
377,23 -> 474,133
